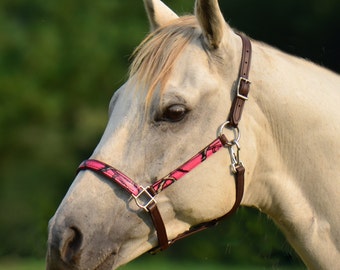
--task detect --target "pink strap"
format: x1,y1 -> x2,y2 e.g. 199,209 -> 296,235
77,136 -> 228,252
78,136 -> 227,198
77,159 -> 141,196
152,137 -> 226,193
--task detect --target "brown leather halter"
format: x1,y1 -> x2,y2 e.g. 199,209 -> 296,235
77,33 -> 252,253
155,32 -> 252,252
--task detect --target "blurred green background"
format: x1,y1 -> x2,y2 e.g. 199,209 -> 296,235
1,0 -> 339,268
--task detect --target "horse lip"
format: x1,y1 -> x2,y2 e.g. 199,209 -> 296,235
92,249 -> 118,270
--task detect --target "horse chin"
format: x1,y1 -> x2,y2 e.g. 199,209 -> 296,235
46,242 -> 150,270
96,245 -> 152,270
91,253 -> 116,270
112,240 -> 155,269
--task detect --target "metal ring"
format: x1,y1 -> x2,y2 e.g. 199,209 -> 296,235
217,121 -> 241,146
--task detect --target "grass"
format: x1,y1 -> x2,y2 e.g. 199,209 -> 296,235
0,257 -> 306,270
0,258 -> 45,270
122,257 -> 305,270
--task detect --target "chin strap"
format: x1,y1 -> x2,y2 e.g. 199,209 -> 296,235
150,162 -> 245,254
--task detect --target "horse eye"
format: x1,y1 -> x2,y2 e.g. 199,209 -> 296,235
162,104 -> 188,122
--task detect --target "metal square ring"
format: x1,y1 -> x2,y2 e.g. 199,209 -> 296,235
132,186 -> 157,212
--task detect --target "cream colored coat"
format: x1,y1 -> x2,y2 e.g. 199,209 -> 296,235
47,1 -> 340,269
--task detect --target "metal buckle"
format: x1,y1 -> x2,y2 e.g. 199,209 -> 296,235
236,77 -> 251,100
217,121 -> 244,174
132,186 -> 157,212
228,141 -> 243,174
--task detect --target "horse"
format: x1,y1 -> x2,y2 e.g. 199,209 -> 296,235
46,0 -> 340,269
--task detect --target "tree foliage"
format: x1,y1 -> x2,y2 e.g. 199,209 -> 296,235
0,0 -> 338,266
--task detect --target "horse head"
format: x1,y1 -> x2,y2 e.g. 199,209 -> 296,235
46,0 -> 340,269
46,1 -> 251,269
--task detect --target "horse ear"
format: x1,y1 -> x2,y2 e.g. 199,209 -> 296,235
195,0 -> 228,49
143,0 -> 179,31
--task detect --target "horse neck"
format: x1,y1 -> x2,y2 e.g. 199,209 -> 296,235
242,41 -> 340,268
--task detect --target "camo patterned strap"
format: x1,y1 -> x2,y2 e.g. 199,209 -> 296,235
77,159 -> 141,196
77,135 -> 228,197
152,136 -> 227,193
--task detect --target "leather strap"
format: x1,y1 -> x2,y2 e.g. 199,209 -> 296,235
146,187 -> 169,252
157,162 -> 245,252
149,33 -> 251,253
229,33 -> 252,127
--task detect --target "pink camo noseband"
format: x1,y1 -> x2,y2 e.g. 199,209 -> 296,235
79,137 -> 225,197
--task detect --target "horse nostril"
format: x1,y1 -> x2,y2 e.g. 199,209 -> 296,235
60,226 -> 83,264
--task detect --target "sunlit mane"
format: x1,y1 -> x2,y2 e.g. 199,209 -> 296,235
129,16 -> 202,103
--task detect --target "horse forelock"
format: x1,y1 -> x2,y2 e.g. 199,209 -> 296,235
129,16 -> 203,106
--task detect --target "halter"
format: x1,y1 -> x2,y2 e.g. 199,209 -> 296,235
77,33 -> 252,253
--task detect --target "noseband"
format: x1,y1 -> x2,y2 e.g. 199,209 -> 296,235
77,33 -> 252,253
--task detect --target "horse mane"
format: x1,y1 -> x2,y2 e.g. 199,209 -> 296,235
129,16 -> 202,105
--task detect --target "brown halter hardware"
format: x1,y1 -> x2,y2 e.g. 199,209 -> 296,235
77,33 -> 252,254
150,33 -> 251,252
153,33 -> 252,252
